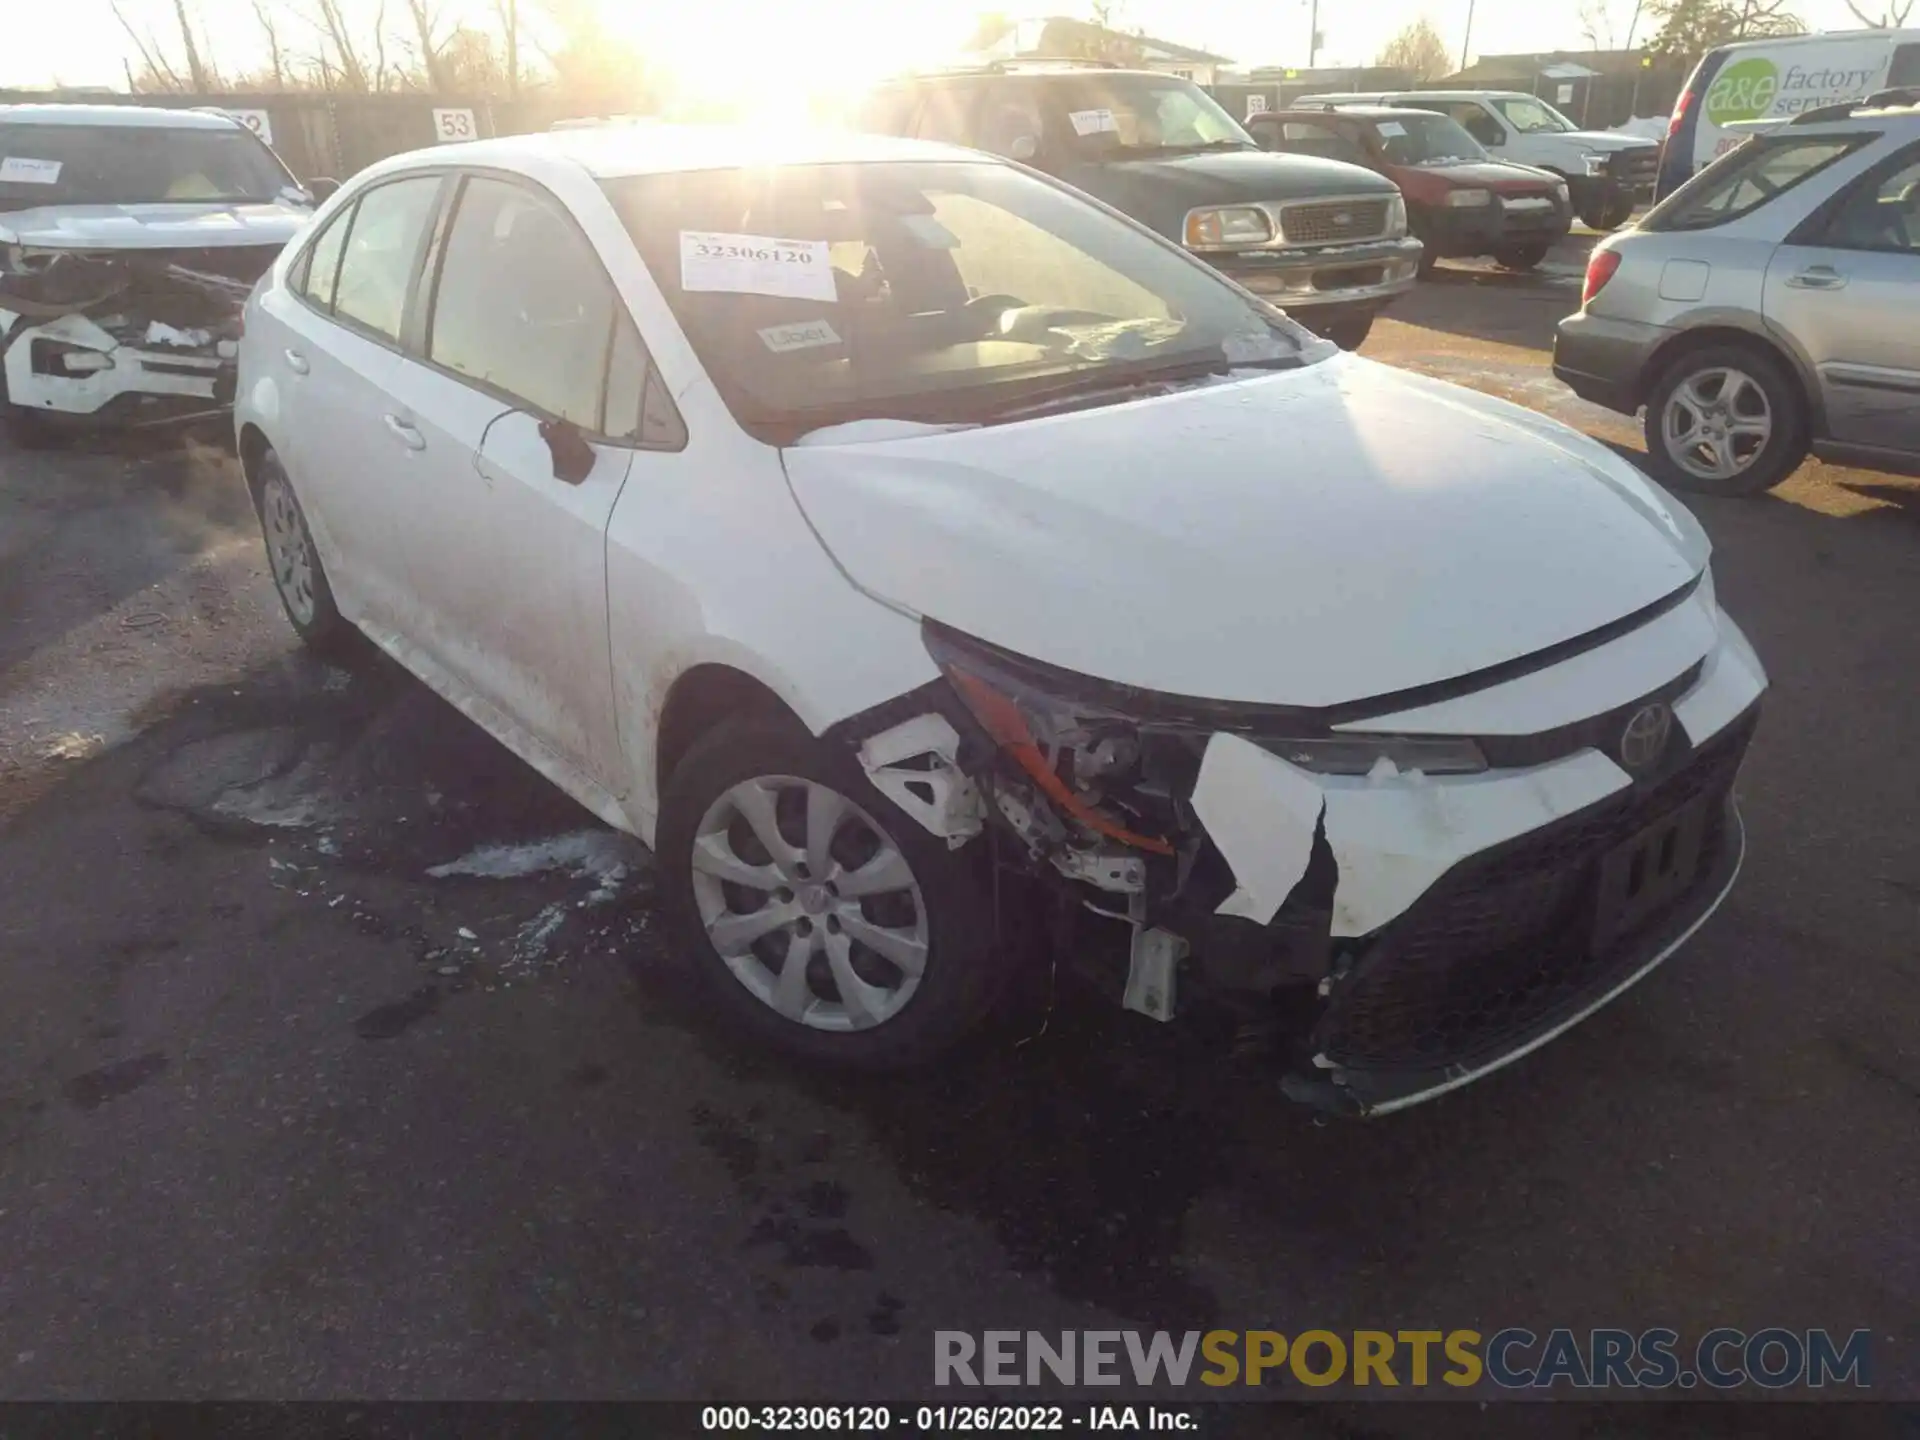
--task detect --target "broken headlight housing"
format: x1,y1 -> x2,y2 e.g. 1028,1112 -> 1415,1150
924,627 -> 1488,857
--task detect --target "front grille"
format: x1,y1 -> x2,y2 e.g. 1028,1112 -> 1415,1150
1315,709 -> 1756,1073
1605,147 -> 1661,186
1313,265 -> 1384,292
1279,198 -> 1392,246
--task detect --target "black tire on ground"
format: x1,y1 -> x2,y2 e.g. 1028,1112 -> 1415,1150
1580,196 -> 1637,231
1319,315 -> 1374,350
249,446 -> 358,656
659,714 -> 1011,1070
1415,244 -> 1440,278
1641,343 -> 1810,498
1493,242 -> 1551,271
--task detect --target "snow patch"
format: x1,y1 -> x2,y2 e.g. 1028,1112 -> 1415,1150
426,829 -> 641,891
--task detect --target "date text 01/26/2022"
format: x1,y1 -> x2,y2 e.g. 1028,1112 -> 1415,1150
700,1405 -> 1198,1432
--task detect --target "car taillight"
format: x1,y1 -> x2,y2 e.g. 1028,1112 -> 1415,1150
1667,89 -> 1693,140
1583,248 -> 1622,306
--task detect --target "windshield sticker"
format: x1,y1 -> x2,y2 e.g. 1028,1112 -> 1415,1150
758,319 -> 842,353
1068,108 -> 1118,137
0,157 -> 63,184
899,214 -> 960,249
680,232 -> 835,302
1376,121 -> 1406,137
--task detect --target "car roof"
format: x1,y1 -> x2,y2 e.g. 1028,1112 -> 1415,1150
1708,26 -> 1920,54
880,65 -> 1184,86
1270,105 -> 1437,121
0,103 -> 245,131
384,123 -> 986,180
1778,104 -> 1920,138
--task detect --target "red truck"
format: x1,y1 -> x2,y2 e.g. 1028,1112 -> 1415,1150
1247,105 -> 1574,273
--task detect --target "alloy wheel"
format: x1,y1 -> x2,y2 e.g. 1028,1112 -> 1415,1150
689,776 -> 928,1033
1661,366 -> 1773,483
261,473 -> 317,626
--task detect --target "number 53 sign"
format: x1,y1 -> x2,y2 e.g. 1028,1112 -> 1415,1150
433,108 -> 478,143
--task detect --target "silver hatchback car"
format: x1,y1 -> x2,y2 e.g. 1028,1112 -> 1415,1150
1555,95 -> 1920,495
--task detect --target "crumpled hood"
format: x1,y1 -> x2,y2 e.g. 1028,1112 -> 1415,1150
0,201 -> 309,251
781,356 -> 1708,709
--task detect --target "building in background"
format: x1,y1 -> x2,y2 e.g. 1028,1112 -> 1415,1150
968,16 -> 1233,86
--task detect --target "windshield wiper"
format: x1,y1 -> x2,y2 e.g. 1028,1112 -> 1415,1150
976,352 -> 1301,424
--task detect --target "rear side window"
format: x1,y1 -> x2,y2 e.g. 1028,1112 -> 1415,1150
1888,44 -> 1920,89
1647,134 -> 1869,231
427,175 -> 620,432
331,176 -> 440,341
297,207 -> 352,311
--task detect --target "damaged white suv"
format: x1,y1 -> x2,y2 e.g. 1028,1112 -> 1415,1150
235,125 -> 1768,1116
1,104 -> 314,443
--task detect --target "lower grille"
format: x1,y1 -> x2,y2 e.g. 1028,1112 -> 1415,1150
1315,709 -> 1756,1073
1605,147 -> 1661,186
1280,198 -> 1392,246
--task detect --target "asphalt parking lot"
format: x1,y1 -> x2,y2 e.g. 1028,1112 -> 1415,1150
1,235 -> 1916,1426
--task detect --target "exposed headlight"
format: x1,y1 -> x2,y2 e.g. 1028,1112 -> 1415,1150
1184,205 -> 1275,250
1582,152 -> 1609,177
1386,193 -> 1408,235
1444,188 -> 1493,208
925,628 -> 1489,856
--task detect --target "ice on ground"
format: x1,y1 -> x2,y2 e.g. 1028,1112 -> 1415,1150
426,829 -> 642,889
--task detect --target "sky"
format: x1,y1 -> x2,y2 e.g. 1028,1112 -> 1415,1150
0,0 -> 1892,98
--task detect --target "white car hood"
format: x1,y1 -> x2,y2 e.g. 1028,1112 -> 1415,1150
1563,131 -> 1659,153
0,201 -> 309,251
781,356 -> 1709,709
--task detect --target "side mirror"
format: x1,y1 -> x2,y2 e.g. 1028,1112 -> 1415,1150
308,176 -> 341,203
539,417 -> 596,485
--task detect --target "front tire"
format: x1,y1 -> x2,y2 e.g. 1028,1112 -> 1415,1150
659,715 -> 1009,1069
1579,195 -> 1636,231
1318,314 -> 1374,350
1494,242 -> 1550,271
1641,344 -> 1809,497
251,447 -> 356,654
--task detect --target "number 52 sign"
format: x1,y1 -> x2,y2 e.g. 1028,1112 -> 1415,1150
433,108 -> 478,143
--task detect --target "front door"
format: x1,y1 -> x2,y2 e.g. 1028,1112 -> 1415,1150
1765,146 -> 1920,460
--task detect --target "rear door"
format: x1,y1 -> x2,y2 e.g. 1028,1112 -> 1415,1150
1766,143 -> 1920,460
269,173 -> 444,629
376,170 -> 682,791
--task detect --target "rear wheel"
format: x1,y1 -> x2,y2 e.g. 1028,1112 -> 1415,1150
252,447 -> 356,654
1642,344 -> 1809,497
659,715 -> 1010,1069
1579,195 -> 1636,231
1494,242 -> 1551,271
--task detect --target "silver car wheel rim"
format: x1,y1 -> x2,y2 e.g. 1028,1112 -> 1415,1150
261,474 -> 317,626
1662,367 -> 1773,482
690,776 -> 928,1033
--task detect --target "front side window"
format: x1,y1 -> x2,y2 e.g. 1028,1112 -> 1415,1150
1491,97 -> 1576,134
1370,113 -> 1488,166
1647,134 -> 1870,232
605,159 -> 1316,442
428,175 -> 620,431
1048,75 -> 1253,155
0,122 -> 293,210
1820,153 -> 1920,254
331,176 -> 441,342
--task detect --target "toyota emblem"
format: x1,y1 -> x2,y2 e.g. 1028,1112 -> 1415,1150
1333,211 -> 1353,227
1618,703 -> 1674,774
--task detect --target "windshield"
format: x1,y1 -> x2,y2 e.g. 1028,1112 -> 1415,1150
1370,113 -> 1488,165
1490,97 -> 1578,134
0,123 -> 294,210
606,160 -> 1314,442
1050,74 -> 1254,154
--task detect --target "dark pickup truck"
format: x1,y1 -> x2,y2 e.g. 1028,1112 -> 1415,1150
852,63 -> 1423,349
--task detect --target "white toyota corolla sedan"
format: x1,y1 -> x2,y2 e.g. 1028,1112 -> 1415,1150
235,125 -> 1767,1115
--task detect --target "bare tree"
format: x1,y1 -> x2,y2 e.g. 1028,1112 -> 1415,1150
1843,0 -> 1914,22
1377,17 -> 1454,80
168,0 -> 214,90
110,0 -> 187,91
304,0 -> 371,91
493,0 -> 519,96
402,0 -> 451,89
252,0 -> 288,88
1580,0 -> 1621,47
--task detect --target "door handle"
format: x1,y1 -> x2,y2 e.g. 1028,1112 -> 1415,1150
1786,266 -> 1847,290
283,348 -> 310,374
383,413 -> 426,451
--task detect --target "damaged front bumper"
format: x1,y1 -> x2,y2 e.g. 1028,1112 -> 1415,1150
838,579 -> 1768,1116
0,244 -> 268,428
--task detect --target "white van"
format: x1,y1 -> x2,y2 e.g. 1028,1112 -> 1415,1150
1656,29 -> 1920,196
